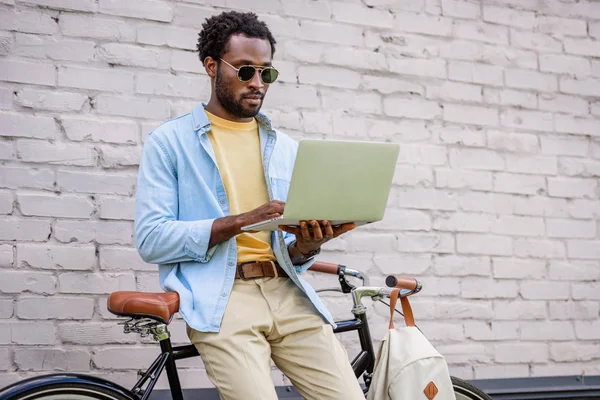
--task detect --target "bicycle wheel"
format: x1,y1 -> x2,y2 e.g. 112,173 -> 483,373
452,376 -> 493,400
0,380 -> 134,400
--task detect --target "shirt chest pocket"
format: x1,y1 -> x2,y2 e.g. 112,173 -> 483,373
269,177 -> 290,202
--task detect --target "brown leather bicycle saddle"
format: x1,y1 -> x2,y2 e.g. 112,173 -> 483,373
107,291 -> 180,324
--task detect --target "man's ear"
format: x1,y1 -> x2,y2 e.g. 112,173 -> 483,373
204,57 -> 217,79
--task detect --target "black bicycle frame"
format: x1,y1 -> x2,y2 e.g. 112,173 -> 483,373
133,310 -> 377,400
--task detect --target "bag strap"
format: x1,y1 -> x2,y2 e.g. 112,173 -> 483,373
388,288 -> 416,329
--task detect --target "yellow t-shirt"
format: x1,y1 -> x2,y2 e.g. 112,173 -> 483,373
205,111 -> 276,264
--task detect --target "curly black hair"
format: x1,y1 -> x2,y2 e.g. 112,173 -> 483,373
197,11 -> 276,64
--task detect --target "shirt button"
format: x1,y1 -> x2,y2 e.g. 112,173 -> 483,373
220,199 -> 225,205
228,261 -> 234,266
221,292 -> 227,297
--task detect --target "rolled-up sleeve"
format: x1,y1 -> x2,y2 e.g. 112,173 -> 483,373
134,134 -> 216,265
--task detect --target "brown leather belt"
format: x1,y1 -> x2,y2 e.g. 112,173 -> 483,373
235,261 -> 289,280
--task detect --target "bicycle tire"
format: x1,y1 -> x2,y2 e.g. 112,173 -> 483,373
452,376 -> 493,400
0,381 -> 133,400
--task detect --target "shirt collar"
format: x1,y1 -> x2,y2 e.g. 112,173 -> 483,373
191,102 -> 275,135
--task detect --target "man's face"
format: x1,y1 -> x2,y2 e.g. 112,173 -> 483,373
215,34 -> 273,119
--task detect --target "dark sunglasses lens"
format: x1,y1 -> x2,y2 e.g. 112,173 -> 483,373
261,68 -> 279,84
238,66 -> 256,81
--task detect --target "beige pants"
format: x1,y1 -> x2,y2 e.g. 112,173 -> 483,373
186,277 -> 365,400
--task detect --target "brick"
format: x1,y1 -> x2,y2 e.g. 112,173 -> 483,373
539,54 -> 591,77
57,170 -> 136,195
59,322 -> 135,344
394,12 -> 452,35
444,104 -> 499,126
449,148 -> 504,171
568,240 -> 600,260
0,112 -> 58,140
0,297 -> 10,317
0,190 -> 12,214
461,278 -> 518,299
99,145 -> 141,168
332,2 -> 393,28
59,272 -> 135,294
493,258 -> 546,279
362,75 -> 423,97
171,49 -> 203,74
332,114 -> 368,137
136,272 -> 161,292
505,154 -> 557,175
426,81 -> 482,102
0,59 -> 55,86
94,95 -> 170,120
17,140 -> 97,167
0,86 -> 11,110
475,364 -> 530,379
301,111 -> 332,134
555,115 -> 599,137
547,220 -> 595,239
559,158 -> 600,178
435,169 -> 492,191
568,200 -> 600,220
521,282 -> 570,300
441,0 -> 480,19
548,178 -> 597,199
369,119 -> 430,141
549,301 -> 599,320
514,238 -> 566,259
370,209 -> 431,231
483,88 -> 537,109
298,65 -> 362,89
564,38 -> 600,58
58,66 -> 135,93
491,215 -> 545,236
98,196 -> 135,220
283,40 -> 323,64
441,40 -> 537,69
0,218 -> 51,242
97,43 -> 170,69
521,321 -> 575,341
60,14 -> 136,41
18,192 -> 93,218
99,0 -> 173,22
14,34 -> 95,63
0,8 -> 57,35
0,140 -> 14,160
541,136 -> 589,156
17,243 -> 96,271
265,84 -> 322,111
390,165 -> 433,187
454,21 -> 509,45
390,57 -> 448,79
434,212 -> 492,233
100,246 -> 153,271
488,131 -> 538,153
550,343 -> 600,362
434,255 -> 491,276
396,232 -> 455,253
536,16 -> 587,36
414,321 -> 464,342
137,73 -> 210,98
397,144 -> 447,166
318,88 -> 380,115
464,321 -> 519,341
500,109 -> 553,132
15,348 -> 90,371
344,232 -> 396,253
0,244 -> 14,267
539,94 -> 588,116
54,220 -> 133,245
18,296 -> 94,319
459,192 -> 515,215
10,322 -> 56,345
437,343 -> 491,365
510,29 -> 562,52
21,0 -> 96,11
0,271 -> 56,294
282,0 -> 331,20
448,61 -> 503,86
494,300 -> 547,320
572,282 -> 600,299
61,117 -> 137,144
433,125 -> 486,147
15,88 -> 88,112
137,24 -> 196,50
457,234 -> 512,256
298,21 -> 363,46
483,5 -> 535,29
575,321 -> 600,340
0,167 -> 54,190
324,47 -> 387,72
560,77 -> 600,97
495,343 -> 547,363
383,96 -> 441,120
94,347 -> 159,369
505,69 -> 557,92
397,188 -> 457,211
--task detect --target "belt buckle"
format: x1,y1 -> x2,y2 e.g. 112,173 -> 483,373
269,261 -> 279,278
237,262 -> 262,281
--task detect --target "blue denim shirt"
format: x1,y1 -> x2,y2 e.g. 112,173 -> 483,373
134,103 -> 335,332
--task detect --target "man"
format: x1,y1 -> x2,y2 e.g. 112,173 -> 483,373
134,10 -> 365,400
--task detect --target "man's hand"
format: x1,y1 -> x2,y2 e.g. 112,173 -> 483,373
280,220 -> 355,254
237,200 -> 285,232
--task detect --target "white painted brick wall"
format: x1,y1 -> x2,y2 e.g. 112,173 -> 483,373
0,0 -> 598,389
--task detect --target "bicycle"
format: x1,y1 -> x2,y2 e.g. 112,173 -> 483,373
0,262 -> 492,400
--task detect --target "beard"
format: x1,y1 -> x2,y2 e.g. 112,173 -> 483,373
215,68 -> 263,119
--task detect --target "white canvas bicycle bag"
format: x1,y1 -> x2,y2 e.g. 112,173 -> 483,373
367,289 -> 456,400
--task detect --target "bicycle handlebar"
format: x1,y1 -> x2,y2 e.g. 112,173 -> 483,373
385,276 -> 419,291
308,261 -> 340,274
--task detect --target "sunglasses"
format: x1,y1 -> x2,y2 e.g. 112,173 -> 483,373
219,58 -> 279,84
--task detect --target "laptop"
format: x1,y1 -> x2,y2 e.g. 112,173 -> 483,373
241,139 -> 400,231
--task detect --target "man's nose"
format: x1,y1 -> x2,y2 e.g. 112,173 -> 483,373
248,69 -> 264,90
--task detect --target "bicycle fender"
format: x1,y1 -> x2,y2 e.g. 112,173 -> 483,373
0,373 -> 138,400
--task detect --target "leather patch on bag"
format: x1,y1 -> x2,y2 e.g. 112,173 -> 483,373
424,381 -> 438,400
